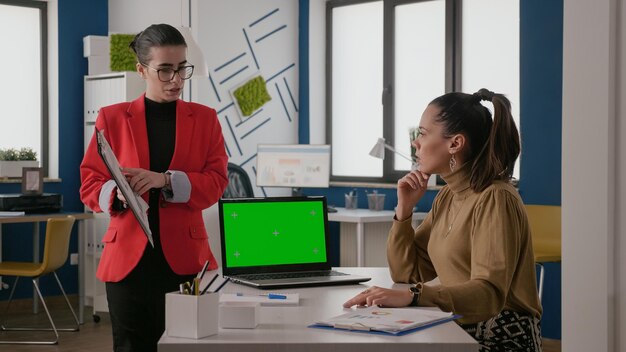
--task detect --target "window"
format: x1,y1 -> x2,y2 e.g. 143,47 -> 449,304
0,0 -> 48,174
327,0 -> 520,182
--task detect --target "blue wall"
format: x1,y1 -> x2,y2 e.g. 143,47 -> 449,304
298,0 -> 563,339
518,0 -> 563,339
0,0 -> 107,301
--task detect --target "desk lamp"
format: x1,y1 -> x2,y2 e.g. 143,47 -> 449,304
369,138 -> 417,168
177,26 -> 208,78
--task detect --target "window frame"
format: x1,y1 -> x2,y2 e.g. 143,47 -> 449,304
0,0 -> 48,176
326,0 -> 461,183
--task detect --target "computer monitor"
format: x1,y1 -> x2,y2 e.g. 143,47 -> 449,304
256,144 -> 331,189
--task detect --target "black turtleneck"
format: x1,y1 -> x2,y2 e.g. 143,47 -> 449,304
144,97 -> 176,253
144,97 -> 176,172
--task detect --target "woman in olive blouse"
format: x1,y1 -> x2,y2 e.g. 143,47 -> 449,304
343,89 -> 542,352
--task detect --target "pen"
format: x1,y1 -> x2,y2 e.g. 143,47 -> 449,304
213,277 -> 230,293
236,292 -> 287,300
196,260 -> 210,281
200,273 -> 219,295
193,278 -> 200,296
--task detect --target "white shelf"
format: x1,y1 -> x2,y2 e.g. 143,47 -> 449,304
83,73 -> 145,316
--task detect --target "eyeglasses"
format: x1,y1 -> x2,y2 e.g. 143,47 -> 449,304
141,63 -> 194,82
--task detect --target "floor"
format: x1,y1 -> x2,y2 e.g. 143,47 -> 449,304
0,296 -> 112,352
0,296 -> 562,351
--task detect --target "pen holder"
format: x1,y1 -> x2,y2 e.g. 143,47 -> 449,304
165,292 -> 218,339
367,193 -> 385,211
219,302 -> 260,329
344,194 -> 358,209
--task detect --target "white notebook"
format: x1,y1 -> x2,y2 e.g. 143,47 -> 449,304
312,306 -> 456,335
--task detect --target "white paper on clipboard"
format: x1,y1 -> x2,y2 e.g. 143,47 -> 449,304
96,129 -> 154,247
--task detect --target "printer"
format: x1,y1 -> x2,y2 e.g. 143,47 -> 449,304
0,193 -> 63,213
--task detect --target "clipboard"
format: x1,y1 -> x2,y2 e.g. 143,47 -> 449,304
95,129 -> 154,247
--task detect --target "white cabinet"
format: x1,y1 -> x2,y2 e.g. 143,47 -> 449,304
83,72 -> 144,319
84,72 -> 145,150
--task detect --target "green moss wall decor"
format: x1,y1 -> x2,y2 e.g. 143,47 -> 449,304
110,34 -> 137,71
232,76 -> 272,117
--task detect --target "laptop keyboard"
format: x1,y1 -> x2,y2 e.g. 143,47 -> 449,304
237,270 -> 348,281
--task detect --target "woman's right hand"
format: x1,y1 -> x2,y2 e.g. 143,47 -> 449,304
396,170 -> 430,220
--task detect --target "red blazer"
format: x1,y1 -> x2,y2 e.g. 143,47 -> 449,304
80,95 -> 228,282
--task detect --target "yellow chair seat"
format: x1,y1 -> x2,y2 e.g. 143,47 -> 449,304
0,262 -> 46,277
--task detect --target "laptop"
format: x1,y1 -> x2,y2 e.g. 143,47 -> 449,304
219,196 -> 371,289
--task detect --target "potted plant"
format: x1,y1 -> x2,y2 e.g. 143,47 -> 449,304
0,147 -> 40,178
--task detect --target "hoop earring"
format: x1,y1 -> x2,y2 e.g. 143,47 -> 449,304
449,154 -> 457,172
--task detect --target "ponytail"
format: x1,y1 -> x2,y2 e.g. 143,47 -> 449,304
469,89 -> 520,192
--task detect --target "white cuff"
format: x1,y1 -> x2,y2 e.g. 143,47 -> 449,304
98,180 -> 117,215
163,170 -> 191,203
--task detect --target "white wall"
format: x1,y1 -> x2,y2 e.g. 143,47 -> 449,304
562,0 -> 625,350
618,0 -> 626,346
108,0 -> 184,34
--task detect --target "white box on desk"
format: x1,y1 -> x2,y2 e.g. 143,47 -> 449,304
219,302 -> 260,329
165,292 -> 218,339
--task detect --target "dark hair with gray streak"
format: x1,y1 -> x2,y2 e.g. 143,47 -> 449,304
429,88 -> 520,192
129,24 -> 186,64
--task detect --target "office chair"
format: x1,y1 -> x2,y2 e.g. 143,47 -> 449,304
525,205 -> 561,302
223,162 -> 254,198
0,215 -> 79,345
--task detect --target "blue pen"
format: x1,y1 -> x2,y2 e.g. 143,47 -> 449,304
236,292 -> 287,300
266,293 -> 287,299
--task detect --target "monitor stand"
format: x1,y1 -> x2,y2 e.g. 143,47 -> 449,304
291,187 -> 303,197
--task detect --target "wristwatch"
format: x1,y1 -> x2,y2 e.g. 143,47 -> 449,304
409,283 -> 423,306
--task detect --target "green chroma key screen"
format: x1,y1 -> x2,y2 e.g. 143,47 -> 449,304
222,200 -> 328,267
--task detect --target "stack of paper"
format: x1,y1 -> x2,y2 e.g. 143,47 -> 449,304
310,306 -> 457,335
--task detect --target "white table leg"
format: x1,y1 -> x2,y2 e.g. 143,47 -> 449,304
78,218 -> 87,324
356,222 -> 364,267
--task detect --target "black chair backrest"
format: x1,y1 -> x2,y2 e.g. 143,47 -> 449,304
223,163 -> 254,198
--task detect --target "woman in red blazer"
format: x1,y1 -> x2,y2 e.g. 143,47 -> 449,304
80,24 -> 228,352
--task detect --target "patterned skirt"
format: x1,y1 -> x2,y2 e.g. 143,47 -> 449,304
458,310 -> 542,352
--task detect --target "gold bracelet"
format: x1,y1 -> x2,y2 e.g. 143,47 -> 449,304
162,172 -> 170,188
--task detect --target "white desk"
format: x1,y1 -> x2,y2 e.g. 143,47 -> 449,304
158,267 -> 477,352
0,212 -> 94,324
327,208 -> 427,266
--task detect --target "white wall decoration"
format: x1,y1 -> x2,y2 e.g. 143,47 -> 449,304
195,0 -> 299,197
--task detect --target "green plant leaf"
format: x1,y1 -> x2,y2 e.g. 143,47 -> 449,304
0,147 -> 38,161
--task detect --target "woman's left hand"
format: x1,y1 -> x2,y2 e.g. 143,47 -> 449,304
343,286 -> 413,308
122,167 -> 166,195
